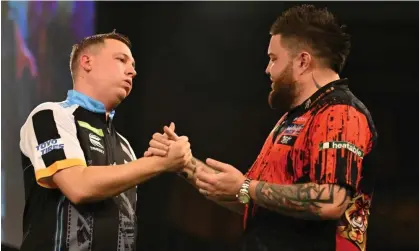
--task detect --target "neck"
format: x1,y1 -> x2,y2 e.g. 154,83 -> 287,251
292,68 -> 340,107
73,78 -> 114,114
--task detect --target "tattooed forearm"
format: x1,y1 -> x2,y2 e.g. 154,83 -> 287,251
178,158 -> 196,178
254,182 -> 350,220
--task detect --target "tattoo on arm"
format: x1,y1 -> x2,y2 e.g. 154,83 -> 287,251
189,157 -> 219,176
191,158 -> 197,175
178,158 -> 199,179
254,182 -> 350,220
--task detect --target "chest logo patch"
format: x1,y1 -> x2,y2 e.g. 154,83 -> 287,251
283,124 -> 305,136
277,135 -> 297,146
89,133 -> 105,154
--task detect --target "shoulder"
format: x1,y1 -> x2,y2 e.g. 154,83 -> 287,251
30,102 -> 62,115
312,88 -> 378,138
308,101 -> 378,149
315,87 -> 372,120
21,101 -> 79,130
27,101 -> 79,119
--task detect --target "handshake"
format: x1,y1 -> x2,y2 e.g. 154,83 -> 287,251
144,122 -> 247,200
143,122 -> 193,175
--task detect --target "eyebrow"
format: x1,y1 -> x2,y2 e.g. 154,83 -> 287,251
115,52 -> 136,68
268,53 -> 276,57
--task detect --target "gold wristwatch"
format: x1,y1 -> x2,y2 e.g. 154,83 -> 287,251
236,178 -> 251,204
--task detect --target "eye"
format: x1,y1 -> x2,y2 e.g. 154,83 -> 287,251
117,57 -> 126,63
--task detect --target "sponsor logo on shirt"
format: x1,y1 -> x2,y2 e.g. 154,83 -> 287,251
36,138 -> 64,155
277,135 -> 298,146
319,141 -> 364,158
283,124 -> 304,136
89,133 -> 105,154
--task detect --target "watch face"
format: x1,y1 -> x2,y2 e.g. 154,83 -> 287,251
238,194 -> 250,204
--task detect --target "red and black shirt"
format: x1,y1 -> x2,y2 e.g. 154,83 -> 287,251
242,79 -> 378,251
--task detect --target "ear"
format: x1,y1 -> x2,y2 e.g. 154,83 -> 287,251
295,51 -> 312,75
80,54 -> 93,72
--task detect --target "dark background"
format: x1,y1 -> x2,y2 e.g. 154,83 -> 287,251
3,2 -> 419,251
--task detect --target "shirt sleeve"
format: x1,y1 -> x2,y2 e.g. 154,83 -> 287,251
20,103 -> 86,189
308,104 -> 373,191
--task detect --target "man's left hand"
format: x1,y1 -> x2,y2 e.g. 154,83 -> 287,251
195,158 -> 246,198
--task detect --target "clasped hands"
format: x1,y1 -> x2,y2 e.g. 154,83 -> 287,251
144,123 -> 247,200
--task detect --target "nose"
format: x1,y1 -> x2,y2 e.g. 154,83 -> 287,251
127,66 -> 137,79
265,62 -> 271,75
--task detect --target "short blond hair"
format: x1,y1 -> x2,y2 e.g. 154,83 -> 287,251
69,30 -> 131,77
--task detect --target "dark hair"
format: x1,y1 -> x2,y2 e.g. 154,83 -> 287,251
69,30 -> 131,76
270,4 -> 351,73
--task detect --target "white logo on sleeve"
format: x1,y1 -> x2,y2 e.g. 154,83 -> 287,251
36,138 -> 64,156
319,141 -> 364,158
89,133 -> 105,154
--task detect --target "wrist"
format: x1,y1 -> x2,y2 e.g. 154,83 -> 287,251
236,177 -> 252,204
177,166 -> 194,180
248,180 -> 258,200
184,157 -> 198,176
152,156 -> 170,173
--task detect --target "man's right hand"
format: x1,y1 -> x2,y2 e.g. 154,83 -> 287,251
146,123 -> 192,172
145,122 -> 178,157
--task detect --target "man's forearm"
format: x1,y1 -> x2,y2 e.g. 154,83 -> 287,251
249,181 -> 350,220
180,157 -> 245,215
53,156 -> 167,204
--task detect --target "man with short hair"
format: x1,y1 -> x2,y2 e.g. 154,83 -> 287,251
19,31 -> 192,251
147,5 -> 378,251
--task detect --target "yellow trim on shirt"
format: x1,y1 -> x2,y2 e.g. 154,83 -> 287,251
35,158 -> 86,189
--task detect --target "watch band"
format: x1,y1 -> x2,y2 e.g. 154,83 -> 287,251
237,178 -> 251,203
239,178 -> 251,194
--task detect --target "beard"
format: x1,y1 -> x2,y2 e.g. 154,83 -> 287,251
268,61 -> 299,113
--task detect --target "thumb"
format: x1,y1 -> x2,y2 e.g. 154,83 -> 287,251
164,126 -> 179,140
162,122 -> 175,138
205,158 -> 229,172
169,122 -> 175,132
